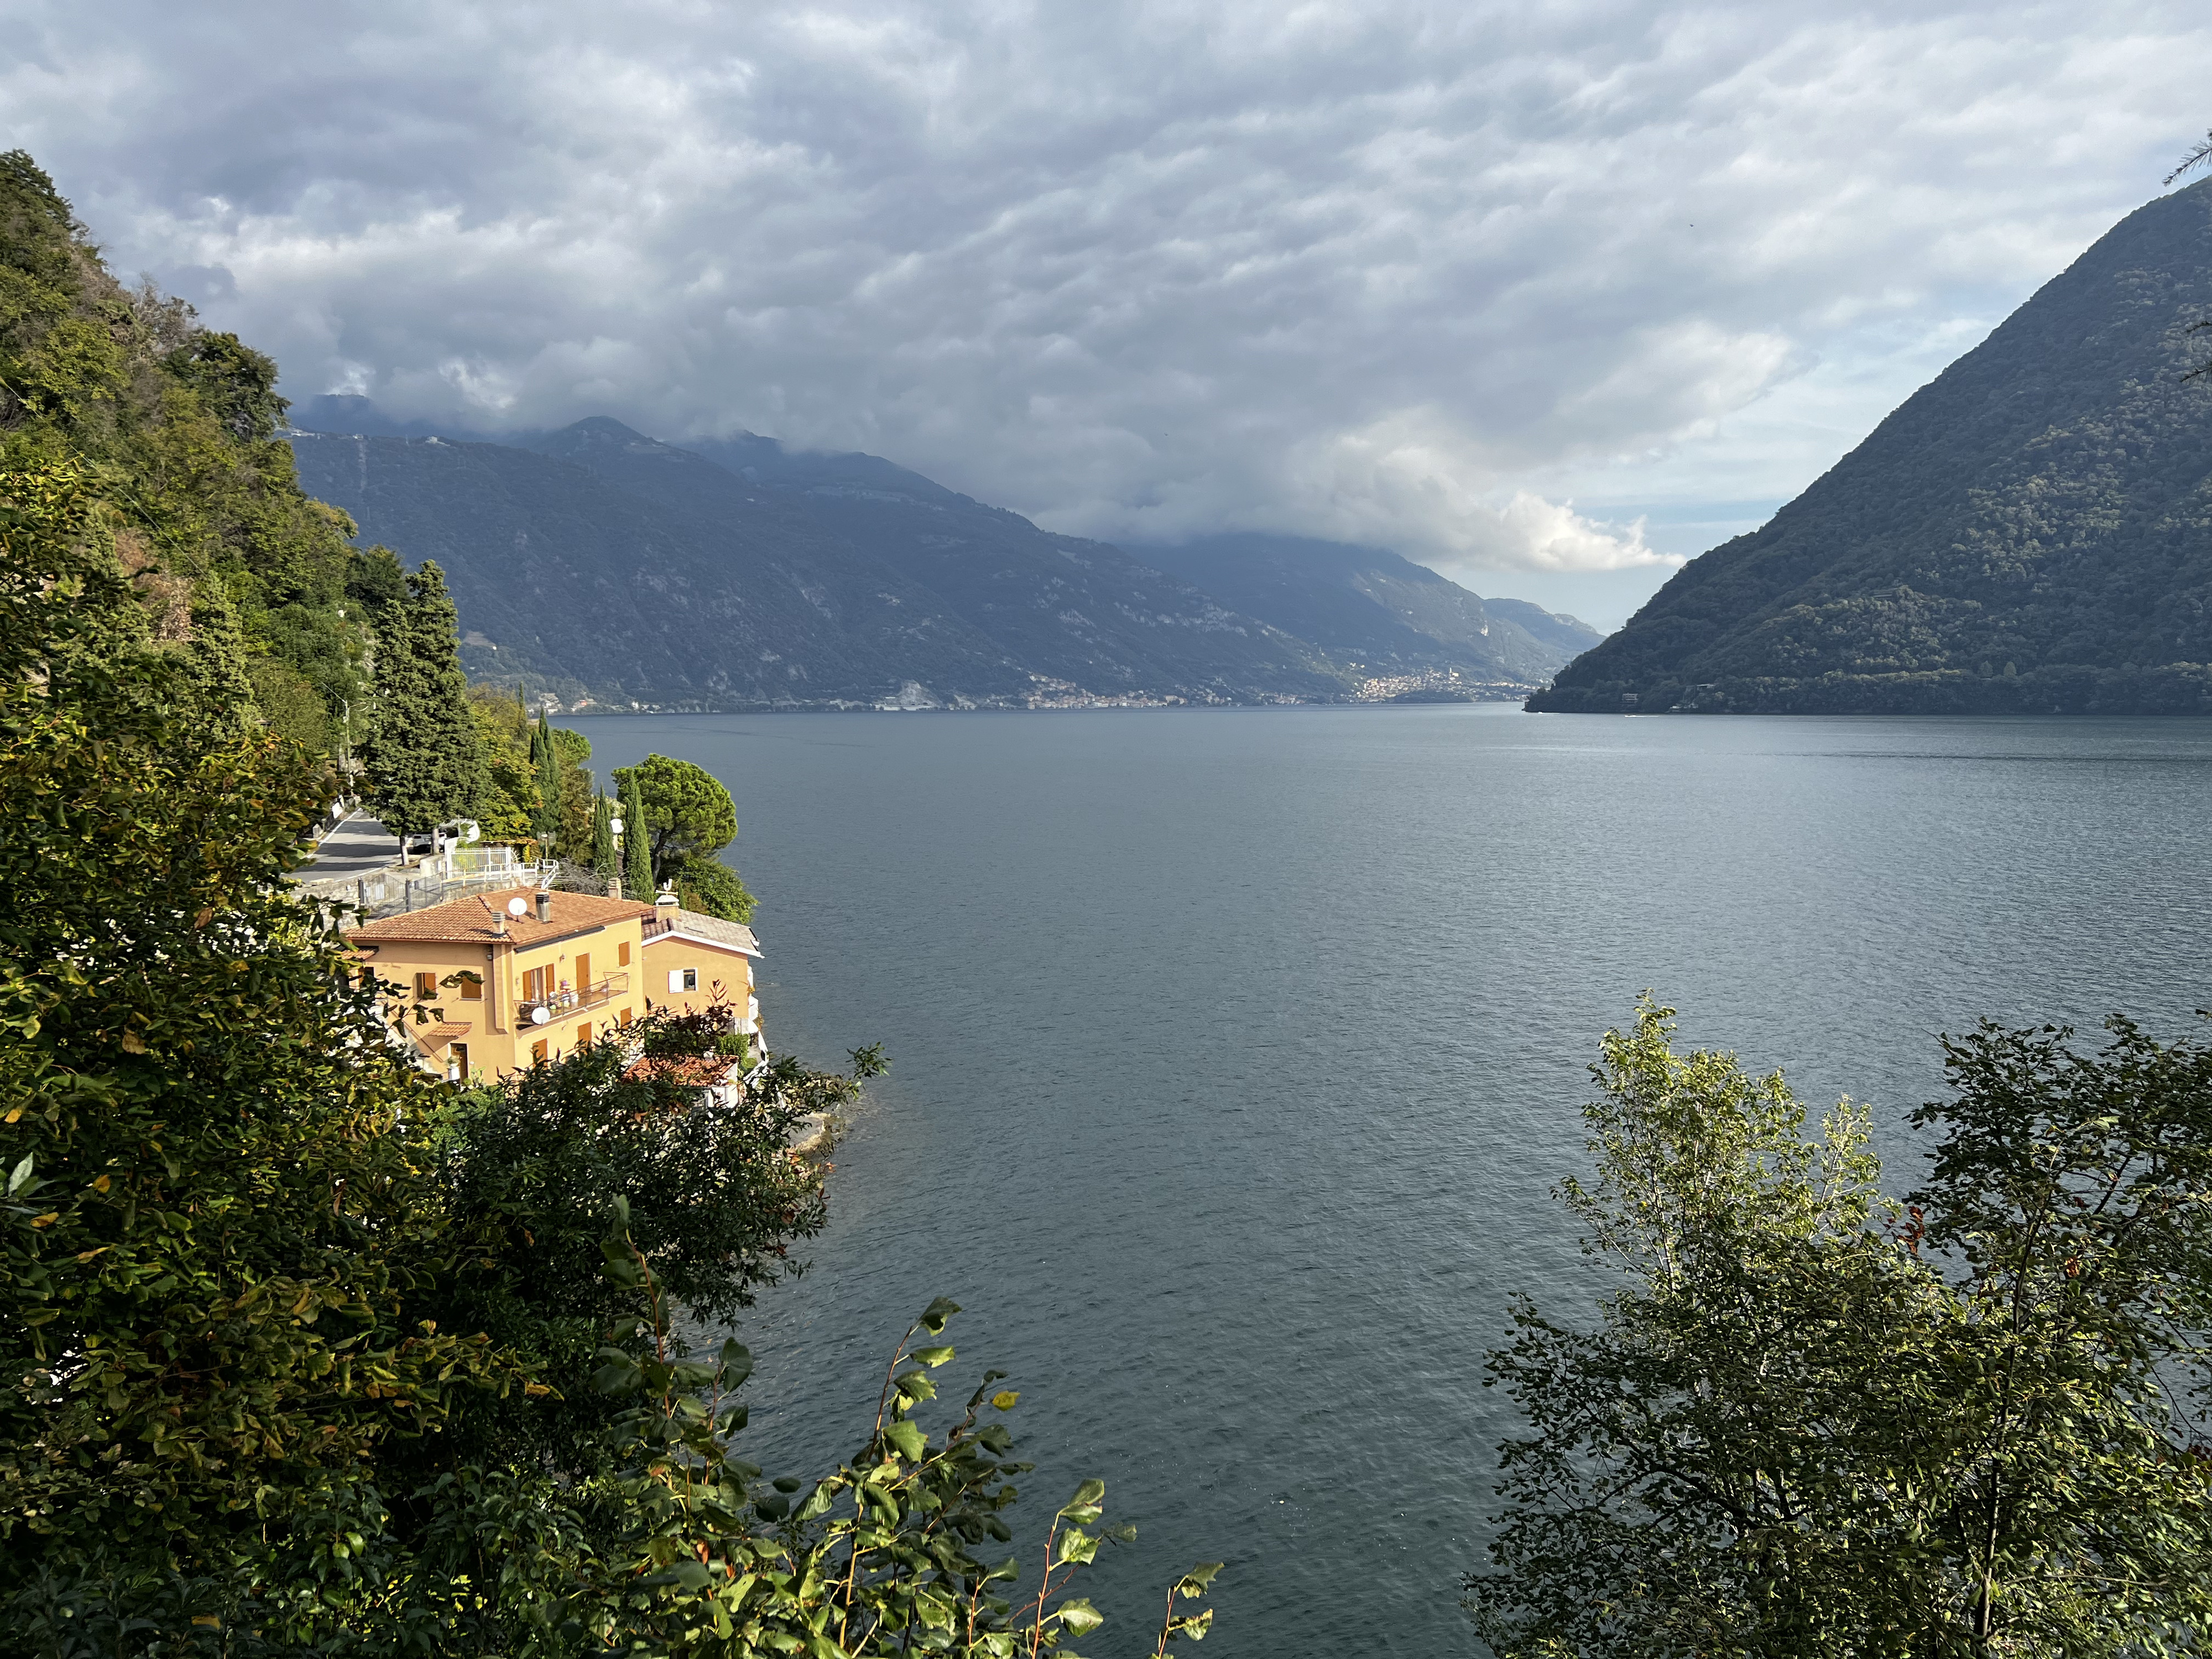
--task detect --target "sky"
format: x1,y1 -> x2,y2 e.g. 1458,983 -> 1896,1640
5,2 -> 2207,627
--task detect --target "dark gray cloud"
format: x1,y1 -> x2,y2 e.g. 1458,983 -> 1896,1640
6,0 -> 2205,621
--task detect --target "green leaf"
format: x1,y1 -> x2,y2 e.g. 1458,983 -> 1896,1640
719,1339 -> 755,1386
883,1420 -> 927,1461
991,1390 -> 1020,1411
641,1560 -> 716,1590
911,1344 -> 956,1368
1057,1478 -> 1105,1522
917,1295 -> 961,1333
1052,1598 -> 1105,1636
6,1152 -> 31,1196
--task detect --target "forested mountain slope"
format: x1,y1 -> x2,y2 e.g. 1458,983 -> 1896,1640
1530,179 -> 2212,714
0,151 -> 374,755
534,420 -> 1348,705
1137,534 -> 1599,684
288,420 -> 1346,708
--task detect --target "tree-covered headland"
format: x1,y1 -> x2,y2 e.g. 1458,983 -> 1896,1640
1531,180 -> 2212,714
0,153 -> 1219,1655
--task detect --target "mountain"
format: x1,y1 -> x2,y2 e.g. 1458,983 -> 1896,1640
1135,534 -> 1599,685
286,420 -> 1345,708
288,413 -> 1601,708
531,422 -> 1346,703
1531,179 -> 2212,714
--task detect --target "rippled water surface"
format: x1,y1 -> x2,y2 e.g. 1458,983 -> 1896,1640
571,708 -> 2210,1657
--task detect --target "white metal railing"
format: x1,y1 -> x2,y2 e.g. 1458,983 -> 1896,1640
296,849 -> 552,919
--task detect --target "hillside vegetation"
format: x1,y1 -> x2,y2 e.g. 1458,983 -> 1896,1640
1531,179 -> 2212,714
0,151 -> 375,752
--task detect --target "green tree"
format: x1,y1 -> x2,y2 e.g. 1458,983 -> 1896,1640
465,678 -> 539,843
623,768 -> 653,899
591,788 -> 618,888
614,752 -> 740,882
530,712 -> 561,846
1905,1015 -> 2212,1651
360,559 -> 486,844
1471,999 -> 2212,1658
246,653 -> 335,753
675,855 -> 758,924
412,1007 -> 849,1479
1,151 -> 373,758
0,462 -> 515,1635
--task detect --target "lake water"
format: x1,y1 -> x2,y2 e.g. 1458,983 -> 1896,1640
571,707 -> 2210,1657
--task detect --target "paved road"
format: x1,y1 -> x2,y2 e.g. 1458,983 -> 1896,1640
304,812 -> 404,879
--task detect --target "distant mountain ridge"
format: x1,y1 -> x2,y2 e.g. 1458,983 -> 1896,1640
1530,180 -> 2212,714
1137,534 -> 1598,686
286,410 -> 1601,709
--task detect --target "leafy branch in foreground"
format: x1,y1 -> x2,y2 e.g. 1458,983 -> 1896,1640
1469,997 -> 2212,1658
568,1206 -> 1224,1657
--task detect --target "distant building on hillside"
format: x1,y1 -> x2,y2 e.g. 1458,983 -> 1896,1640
345,886 -> 763,1082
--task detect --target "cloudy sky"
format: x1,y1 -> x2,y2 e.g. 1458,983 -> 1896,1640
7,1 -> 2206,623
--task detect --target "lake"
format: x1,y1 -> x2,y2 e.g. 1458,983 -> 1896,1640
570,706 -> 2211,1657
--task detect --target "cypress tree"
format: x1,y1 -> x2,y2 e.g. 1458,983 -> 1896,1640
622,772 -> 652,900
591,790 -> 617,889
359,561 -> 484,846
533,713 -> 562,848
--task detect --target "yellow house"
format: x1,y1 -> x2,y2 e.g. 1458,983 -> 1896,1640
346,886 -> 766,1081
348,887 -> 654,1080
640,890 -> 764,1038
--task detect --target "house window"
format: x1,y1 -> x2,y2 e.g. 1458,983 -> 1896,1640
522,964 -> 552,1003
414,971 -> 437,1000
576,1021 -> 592,1047
531,1039 -> 548,1064
668,968 -> 697,993
618,941 -> 632,967
618,1008 -> 633,1027
450,1042 -> 469,1078
576,952 -> 592,993
458,973 -> 482,1000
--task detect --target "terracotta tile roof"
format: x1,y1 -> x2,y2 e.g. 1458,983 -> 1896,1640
623,1052 -> 745,1088
408,1020 -> 471,1054
645,907 -> 763,957
348,887 -> 655,948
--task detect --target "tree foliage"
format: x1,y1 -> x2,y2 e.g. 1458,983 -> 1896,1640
623,767 -> 653,899
0,149 -> 374,754
613,752 -> 757,920
1471,998 -> 2212,1657
1,435 -> 1218,1657
358,560 -> 486,840
675,854 -> 758,924
0,461 -> 517,1620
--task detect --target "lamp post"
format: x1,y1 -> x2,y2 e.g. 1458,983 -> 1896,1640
609,815 -> 625,899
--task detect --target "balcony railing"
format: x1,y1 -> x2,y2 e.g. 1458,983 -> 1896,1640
517,972 -> 629,1026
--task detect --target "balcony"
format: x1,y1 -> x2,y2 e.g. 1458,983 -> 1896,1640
518,971 -> 629,1027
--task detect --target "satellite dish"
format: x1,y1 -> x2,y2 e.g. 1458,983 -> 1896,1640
507,897 -> 529,918
530,1005 -> 551,1026
464,822 -> 482,843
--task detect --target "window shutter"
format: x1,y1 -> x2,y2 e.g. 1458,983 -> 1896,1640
668,969 -> 686,993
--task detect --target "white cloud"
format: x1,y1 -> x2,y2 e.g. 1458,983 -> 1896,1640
2,0 -> 2206,597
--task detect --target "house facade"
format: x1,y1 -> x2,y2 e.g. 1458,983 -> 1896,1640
640,891 -> 764,1037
